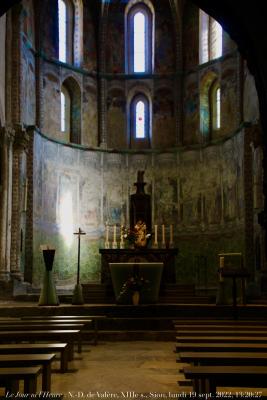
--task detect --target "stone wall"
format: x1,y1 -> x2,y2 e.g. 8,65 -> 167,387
32,130 -> 245,288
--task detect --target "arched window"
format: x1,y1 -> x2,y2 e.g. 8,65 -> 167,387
126,3 -> 154,73
211,84 -> 221,131
200,74 -> 221,140
61,78 -> 81,144
61,86 -> 71,134
130,94 -> 150,147
199,9 -> 222,64
58,0 -> 83,65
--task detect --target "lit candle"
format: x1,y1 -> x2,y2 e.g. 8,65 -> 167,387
113,225 -> 116,243
106,224 -> 109,243
154,225 -> 158,244
162,225 -> 165,245
170,224 -> 173,243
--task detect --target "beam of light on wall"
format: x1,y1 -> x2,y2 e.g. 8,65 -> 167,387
60,191 -> 73,247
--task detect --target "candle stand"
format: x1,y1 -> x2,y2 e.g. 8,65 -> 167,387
39,249 -> 59,306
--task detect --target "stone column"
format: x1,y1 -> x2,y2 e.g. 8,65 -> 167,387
10,125 -> 29,280
0,126 -> 15,281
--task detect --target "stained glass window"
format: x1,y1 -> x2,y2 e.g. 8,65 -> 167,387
61,91 -> 66,131
135,100 -> 145,138
58,0 -> 67,63
199,9 -> 223,64
216,87 -> 221,129
134,12 -> 145,72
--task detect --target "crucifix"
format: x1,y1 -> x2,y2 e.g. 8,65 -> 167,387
72,227 -> 86,305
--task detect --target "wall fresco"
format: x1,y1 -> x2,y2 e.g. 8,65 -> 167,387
21,43 -> 36,125
21,0 -> 34,46
107,88 -> 127,149
153,88 -> 175,148
106,4 -> 124,74
83,5 -> 97,71
183,75 -> 199,144
154,4 -> 175,73
33,130 -> 245,287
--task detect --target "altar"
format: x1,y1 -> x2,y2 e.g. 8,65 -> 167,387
99,248 -> 178,285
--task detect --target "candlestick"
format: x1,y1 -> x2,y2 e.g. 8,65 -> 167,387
112,225 -> 117,249
153,225 -> 158,249
105,224 -> 109,249
162,224 -> 165,247
120,226 -> 125,249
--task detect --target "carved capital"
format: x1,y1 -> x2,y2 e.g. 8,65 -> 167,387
13,124 -> 30,152
0,126 -> 15,145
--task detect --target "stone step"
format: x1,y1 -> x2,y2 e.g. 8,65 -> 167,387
82,330 -> 175,341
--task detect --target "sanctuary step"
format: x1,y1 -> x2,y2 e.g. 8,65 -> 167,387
13,283 -> 211,304
81,283 -> 212,304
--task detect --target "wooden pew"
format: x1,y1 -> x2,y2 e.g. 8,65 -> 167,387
0,343 -> 69,372
176,330 -> 267,337
0,354 -> 55,391
0,323 -> 85,330
176,336 -> 267,343
183,365 -> 267,395
176,342 -> 267,352
173,319 -> 267,324
0,366 -> 42,394
22,315 -> 105,345
178,351 -> 267,366
0,324 -> 85,353
0,330 -> 80,358
174,324 -> 267,331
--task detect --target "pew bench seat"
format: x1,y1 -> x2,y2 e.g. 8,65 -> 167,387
183,365 -> 267,395
0,353 -> 55,391
0,343 -> 69,372
0,366 -> 42,394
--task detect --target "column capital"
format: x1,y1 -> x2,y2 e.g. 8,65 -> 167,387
13,124 -> 30,152
0,126 -> 15,144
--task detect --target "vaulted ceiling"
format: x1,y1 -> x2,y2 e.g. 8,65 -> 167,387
1,0 -> 267,137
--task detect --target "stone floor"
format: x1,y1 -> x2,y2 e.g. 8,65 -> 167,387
51,341 -> 184,399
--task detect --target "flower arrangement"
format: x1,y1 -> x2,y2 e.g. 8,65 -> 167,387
122,227 -> 138,245
121,222 -> 151,248
116,273 -> 150,303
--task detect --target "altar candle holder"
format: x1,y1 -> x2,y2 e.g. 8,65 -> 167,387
120,226 -> 125,249
161,224 -> 166,248
105,224 -> 110,249
112,225 -> 117,249
153,224 -> 159,248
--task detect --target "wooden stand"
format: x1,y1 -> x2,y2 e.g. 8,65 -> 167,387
222,270 -> 250,319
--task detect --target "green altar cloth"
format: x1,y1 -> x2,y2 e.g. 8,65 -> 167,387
109,262 -> 163,304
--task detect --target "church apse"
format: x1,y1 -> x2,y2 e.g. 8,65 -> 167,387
32,129 -> 245,289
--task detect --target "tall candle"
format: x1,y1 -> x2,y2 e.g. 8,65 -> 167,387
113,225 -> 116,243
170,224 -> 173,243
106,225 -> 109,242
154,225 -> 158,244
162,225 -> 165,244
